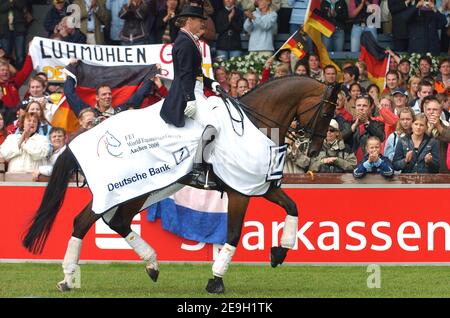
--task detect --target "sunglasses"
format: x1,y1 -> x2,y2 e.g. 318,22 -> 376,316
328,128 -> 338,132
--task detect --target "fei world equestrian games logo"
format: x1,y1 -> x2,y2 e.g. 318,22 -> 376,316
97,131 -> 124,158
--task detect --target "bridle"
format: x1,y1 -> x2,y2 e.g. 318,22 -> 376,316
218,85 -> 337,151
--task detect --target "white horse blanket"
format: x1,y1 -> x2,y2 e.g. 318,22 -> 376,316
69,95 -> 286,214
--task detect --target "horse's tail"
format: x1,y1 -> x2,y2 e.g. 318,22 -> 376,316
22,147 -> 78,254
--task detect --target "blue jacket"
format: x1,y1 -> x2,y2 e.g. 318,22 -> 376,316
392,134 -> 440,173
353,154 -> 394,178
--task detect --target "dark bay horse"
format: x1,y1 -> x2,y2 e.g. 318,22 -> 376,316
23,76 -> 339,294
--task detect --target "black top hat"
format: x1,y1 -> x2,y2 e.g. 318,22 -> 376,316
174,5 -> 207,20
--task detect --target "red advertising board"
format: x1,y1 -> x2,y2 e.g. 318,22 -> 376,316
1,185 -> 450,263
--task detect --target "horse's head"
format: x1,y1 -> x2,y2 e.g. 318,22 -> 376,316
296,83 -> 339,157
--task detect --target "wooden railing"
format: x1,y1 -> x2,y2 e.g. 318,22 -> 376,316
283,173 -> 450,184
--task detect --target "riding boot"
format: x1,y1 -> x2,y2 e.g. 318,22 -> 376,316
190,125 -> 218,189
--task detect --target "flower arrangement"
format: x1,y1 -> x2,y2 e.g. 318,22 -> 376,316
213,52 -> 277,76
399,52 -> 441,77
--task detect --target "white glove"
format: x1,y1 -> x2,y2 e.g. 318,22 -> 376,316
184,100 -> 197,118
211,81 -> 221,94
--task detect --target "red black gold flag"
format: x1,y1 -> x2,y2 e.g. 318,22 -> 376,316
359,31 -> 390,91
279,30 -> 307,59
52,63 -> 158,133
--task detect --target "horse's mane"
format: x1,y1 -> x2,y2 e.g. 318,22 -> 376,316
240,74 -> 325,100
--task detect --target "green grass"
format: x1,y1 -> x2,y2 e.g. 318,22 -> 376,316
1,263 -> 450,298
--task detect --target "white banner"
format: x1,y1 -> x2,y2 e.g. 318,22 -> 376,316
29,36 -> 213,82
69,101 -> 204,213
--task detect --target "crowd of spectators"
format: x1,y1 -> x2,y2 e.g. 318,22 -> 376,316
0,0 -> 449,180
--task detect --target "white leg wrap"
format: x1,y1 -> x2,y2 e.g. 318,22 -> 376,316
212,243 -> 236,278
125,231 -> 156,262
61,237 -> 82,287
280,215 -> 298,249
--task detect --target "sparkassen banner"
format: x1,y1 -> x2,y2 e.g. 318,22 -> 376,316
2,184 -> 450,263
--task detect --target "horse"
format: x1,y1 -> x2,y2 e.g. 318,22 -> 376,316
23,75 -> 339,294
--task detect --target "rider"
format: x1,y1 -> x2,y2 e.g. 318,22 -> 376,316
160,3 -> 221,188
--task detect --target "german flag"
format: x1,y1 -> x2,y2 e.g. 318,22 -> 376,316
279,30 -> 307,59
304,0 -> 340,72
307,8 -> 335,38
359,31 -> 389,91
52,62 -> 158,133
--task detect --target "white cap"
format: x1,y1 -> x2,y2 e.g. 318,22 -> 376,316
329,119 -> 339,130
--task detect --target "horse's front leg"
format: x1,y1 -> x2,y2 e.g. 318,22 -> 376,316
206,190 -> 249,294
57,201 -> 102,292
263,187 -> 298,268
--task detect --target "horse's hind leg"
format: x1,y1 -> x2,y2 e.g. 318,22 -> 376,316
57,200 -> 102,292
206,190 -> 249,294
263,187 -> 298,268
106,196 -> 160,282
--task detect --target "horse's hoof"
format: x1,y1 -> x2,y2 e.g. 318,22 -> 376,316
56,281 -> 72,292
270,246 -> 288,268
145,266 -> 159,282
206,276 -> 225,294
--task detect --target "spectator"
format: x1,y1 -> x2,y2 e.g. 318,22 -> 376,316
388,0 -> 416,52
417,55 -> 433,79
227,70 -> 241,97
0,0 -> 28,69
350,94 -> 385,161
0,54 -> 33,126
140,76 -> 168,107
435,58 -> 450,95
215,0 -> 244,60
236,77 -> 249,96
341,65 -> 359,97
353,136 -> 393,178
20,101 -> 52,138
391,87 -> 409,115
283,120 -> 311,173
56,16 -> 87,43
243,0 -> 278,58
323,64 -> 337,86
20,76 -> 58,123
0,112 -> 7,145
260,56 -> 289,83
384,106 -> 415,161
106,0 -> 128,44
44,0 -> 69,38
320,0 -> 348,52
293,59 -> 309,76
348,0 -> 379,53
381,70 -> 400,98
397,58 -> 411,89
287,0 -> 307,34
0,112 -> 50,173
346,82 -> 362,118
119,0 -> 149,45
366,83 -> 380,108
32,127 -> 67,181
239,0 -> 281,13
355,61 -> 372,90
78,107 -> 96,130
441,0 -> 450,54
275,48 -> 292,74
72,0 -> 110,45
154,0 -> 180,43
407,0 -> 447,56
0,47 -> 16,75
309,119 -> 357,173
308,53 -> 323,82
409,79 -> 434,114
243,70 -> 259,90
439,93 -> 450,121
393,113 -> 439,173
215,66 -> 230,91
407,75 -> 420,104
373,97 -> 398,149
423,95 -> 450,172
